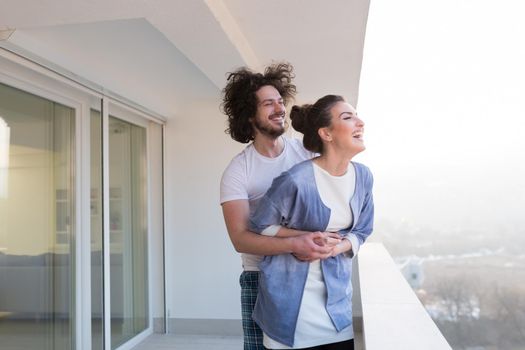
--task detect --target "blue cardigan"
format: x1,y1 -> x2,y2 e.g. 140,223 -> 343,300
249,160 -> 374,347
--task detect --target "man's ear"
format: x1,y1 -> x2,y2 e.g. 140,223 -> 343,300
318,127 -> 332,142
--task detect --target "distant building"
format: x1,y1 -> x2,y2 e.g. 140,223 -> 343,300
398,256 -> 425,289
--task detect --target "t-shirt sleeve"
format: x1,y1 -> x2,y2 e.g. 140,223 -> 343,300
289,137 -> 318,160
220,156 -> 248,204
261,225 -> 282,236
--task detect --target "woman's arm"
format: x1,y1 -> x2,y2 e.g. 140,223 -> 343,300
222,199 -> 335,258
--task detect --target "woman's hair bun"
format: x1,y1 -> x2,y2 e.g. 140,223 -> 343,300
290,104 -> 312,134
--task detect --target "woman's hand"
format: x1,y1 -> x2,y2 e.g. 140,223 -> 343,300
330,238 -> 352,257
315,232 -> 353,257
293,232 -> 343,261
313,232 -> 342,247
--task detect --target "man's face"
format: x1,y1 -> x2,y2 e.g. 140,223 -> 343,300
252,85 -> 286,138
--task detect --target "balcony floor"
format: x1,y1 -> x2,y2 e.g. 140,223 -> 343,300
131,334 -> 242,350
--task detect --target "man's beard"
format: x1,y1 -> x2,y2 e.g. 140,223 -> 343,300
253,117 -> 286,138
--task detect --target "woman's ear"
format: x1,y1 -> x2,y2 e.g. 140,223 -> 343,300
318,127 -> 333,142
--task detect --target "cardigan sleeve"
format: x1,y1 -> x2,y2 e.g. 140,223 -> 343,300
249,171 -> 298,234
345,166 -> 374,256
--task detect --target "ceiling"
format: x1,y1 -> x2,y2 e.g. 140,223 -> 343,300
0,0 -> 370,118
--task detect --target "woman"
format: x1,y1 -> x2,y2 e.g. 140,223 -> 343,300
249,95 -> 374,350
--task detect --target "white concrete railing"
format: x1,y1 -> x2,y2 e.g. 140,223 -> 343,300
355,243 -> 452,350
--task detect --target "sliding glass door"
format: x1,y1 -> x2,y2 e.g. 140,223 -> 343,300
0,60 -> 160,350
90,107 -> 150,350
0,82 -> 75,350
108,114 -> 148,348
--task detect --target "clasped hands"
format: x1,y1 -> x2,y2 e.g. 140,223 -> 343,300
292,231 -> 350,261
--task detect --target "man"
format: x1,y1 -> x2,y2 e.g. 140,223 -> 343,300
220,63 -> 341,350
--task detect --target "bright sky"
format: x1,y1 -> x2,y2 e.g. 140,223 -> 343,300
357,0 -> 525,236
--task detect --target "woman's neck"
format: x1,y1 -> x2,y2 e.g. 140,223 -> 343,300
313,151 -> 352,176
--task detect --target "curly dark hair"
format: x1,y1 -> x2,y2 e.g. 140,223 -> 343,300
221,62 -> 297,143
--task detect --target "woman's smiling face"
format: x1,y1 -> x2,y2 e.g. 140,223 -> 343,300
326,101 -> 366,156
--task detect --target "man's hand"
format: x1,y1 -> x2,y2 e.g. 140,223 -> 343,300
291,232 -> 341,261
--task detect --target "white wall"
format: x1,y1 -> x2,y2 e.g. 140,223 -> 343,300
165,117 -> 244,320
164,75 -> 246,321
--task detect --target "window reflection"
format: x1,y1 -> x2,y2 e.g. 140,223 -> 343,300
0,82 -> 75,350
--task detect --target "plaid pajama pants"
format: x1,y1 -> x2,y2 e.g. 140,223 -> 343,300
240,271 -> 264,350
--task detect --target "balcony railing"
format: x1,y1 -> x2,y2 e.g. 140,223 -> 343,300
353,243 -> 452,350
132,242 -> 453,350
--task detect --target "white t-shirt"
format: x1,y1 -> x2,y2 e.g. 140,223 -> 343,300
263,162 -> 356,349
220,137 -> 314,271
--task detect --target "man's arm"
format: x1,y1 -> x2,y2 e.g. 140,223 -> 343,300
222,199 -> 335,259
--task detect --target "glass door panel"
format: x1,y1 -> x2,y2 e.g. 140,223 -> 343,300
90,109 -> 103,350
0,82 -> 75,350
108,115 -> 148,348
